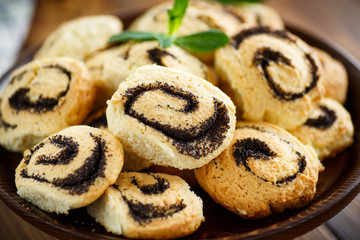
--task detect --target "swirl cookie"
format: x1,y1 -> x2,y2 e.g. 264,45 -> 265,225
0,57 -> 96,152
290,98 -> 354,160
35,15 -> 123,60
129,0 -> 247,63
87,172 -> 204,239
215,26 -> 324,130
107,65 -> 236,170
85,41 -> 217,107
130,0 -> 244,37
15,125 -> 124,214
194,122 -> 322,219
229,3 -> 284,29
314,47 -> 348,104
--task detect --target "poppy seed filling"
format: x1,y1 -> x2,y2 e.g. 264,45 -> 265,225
20,133 -> 108,195
122,195 -> 186,225
8,64 -> 72,113
304,105 -> 337,129
123,81 -> 231,159
147,48 -> 177,66
0,102 -> 17,130
131,174 -> 170,195
35,135 -> 79,165
233,126 -> 307,186
231,26 -> 291,49
233,138 -> 277,167
231,26 -> 319,101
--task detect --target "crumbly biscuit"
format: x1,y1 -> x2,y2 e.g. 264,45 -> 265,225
229,3 -> 284,29
194,122 -> 322,219
290,98 -> 353,160
129,0 -> 248,63
15,125 -> 124,214
313,47 -> 348,104
215,26 -> 325,130
0,57 -> 96,152
34,15 -> 123,60
130,0 -> 245,37
87,172 -> 204,239
107,65 -> 236,170
85,41 -> 218,107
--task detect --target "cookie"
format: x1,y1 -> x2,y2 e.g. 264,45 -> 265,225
34,15 -> 123,60
15,125 -> 124,214
85,41 -> 218,107
87,172 -> 204,239
290,98 -> 354,160
107,65 -> 236,170
194,122 -> 322,219
229,2 -> 284,29
130,0 -> 244,38
215,26 -> 325,130
0,57 -> 96,152
314,47 -> 348,104
129,0 -> 246,63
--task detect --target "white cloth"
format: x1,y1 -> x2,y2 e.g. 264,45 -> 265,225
0,0 -> 35,77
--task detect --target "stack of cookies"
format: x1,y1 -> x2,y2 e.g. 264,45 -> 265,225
0,0 -> 354,239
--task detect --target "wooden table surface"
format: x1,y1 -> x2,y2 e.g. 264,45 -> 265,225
1,0 -> 360,239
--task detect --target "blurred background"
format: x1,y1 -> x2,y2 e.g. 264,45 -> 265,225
0,0 -> 359,239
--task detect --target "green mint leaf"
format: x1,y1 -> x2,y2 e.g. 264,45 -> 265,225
109,31 -> 175,48
213,0 -> 264,4
167,0 -> 189,36
174,29 -> 229,53
109,31 -> 165,43
108,1 -> 230,52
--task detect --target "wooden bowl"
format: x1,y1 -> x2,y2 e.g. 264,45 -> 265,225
0,12 -> 359,240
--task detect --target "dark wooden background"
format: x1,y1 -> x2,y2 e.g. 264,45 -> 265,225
1,0 -> 360,239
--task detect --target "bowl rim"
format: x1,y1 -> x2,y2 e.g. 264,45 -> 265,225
0,22 -> 360,240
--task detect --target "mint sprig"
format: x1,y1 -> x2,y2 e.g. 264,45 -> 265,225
167,0 -> 188,36
174,29 -> 229,53
109,32 -> 162,43
109,0 -> 229,53
109,32 -> 174,48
